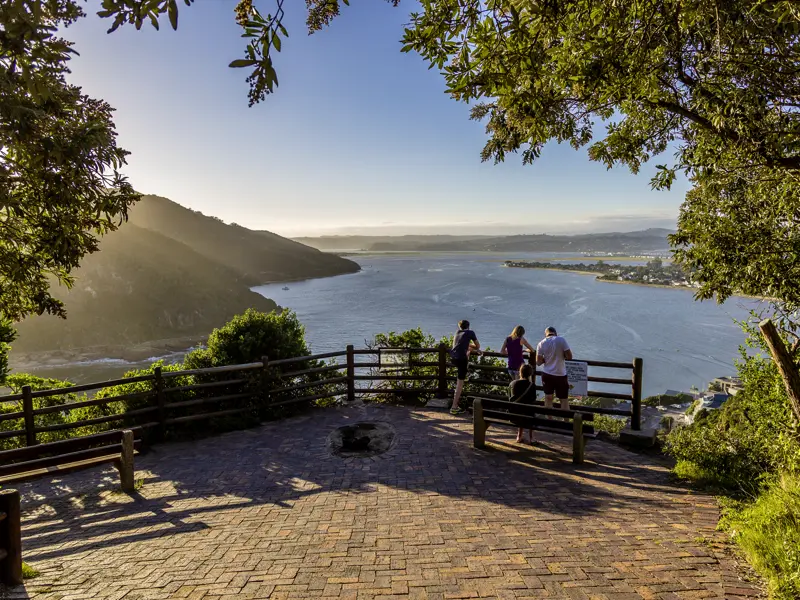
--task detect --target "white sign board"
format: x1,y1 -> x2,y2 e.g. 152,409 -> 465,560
565,361 -> 588,397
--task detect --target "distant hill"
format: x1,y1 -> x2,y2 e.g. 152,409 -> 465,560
296,229 -> 673,253
293,235 -> 492,252
131,195 -> 359,283
12,196 -> 359,356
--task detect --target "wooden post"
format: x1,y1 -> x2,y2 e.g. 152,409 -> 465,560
528,350 -> 537,391
154,367 -> 166,441
22,386 -> 36,447
572,413 -> 585,464
631,358 -> 643,431
346,345 -> 355,402
118,430 -> 135,493
0,489 -> 23,586
437,343 -> 448,399
759,319 -> 800,423
473,399 -> 486,448
259,355 -> 269,399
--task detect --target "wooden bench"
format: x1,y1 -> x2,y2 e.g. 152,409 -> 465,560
471,398 -> 595,464
0,430 -> 140,493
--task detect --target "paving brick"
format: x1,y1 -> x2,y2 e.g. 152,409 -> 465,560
0,406 -> 762,599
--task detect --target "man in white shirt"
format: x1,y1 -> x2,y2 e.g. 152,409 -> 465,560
536,326 -> 573,410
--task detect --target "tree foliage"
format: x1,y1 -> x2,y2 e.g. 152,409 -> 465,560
1,0 -> 139,326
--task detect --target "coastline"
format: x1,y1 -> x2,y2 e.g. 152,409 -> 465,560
505,265 -> 767,300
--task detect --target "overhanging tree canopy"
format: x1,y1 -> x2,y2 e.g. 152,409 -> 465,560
1,0 -> 138,325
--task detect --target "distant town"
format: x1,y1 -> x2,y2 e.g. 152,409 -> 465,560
505,257 -> 698,289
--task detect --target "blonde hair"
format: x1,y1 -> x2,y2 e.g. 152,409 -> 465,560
510,325 -> 525,339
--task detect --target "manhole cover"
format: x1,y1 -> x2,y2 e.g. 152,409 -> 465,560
329,422 -> 395,457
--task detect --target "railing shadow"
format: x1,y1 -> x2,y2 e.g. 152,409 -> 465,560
14,405 -> 703,565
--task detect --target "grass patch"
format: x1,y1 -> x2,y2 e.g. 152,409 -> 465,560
720,473 -> 800,600
22,562 -> 40,579
672,460 -> 745,493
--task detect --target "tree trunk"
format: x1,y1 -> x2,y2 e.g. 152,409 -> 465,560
759,319 -> 800,423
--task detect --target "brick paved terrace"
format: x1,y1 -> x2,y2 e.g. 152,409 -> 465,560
2,405 -> 760,600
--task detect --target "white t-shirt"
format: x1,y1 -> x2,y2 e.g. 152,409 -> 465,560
537,335 -> 571,377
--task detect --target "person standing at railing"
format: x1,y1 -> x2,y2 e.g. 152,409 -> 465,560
450,319 -> 481,415
500,325 -> 536,380
536,326 -> 573,410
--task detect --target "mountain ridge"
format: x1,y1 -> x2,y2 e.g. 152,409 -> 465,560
11,196 -> 360,357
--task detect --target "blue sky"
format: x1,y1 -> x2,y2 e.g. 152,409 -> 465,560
65,1 -> 689,237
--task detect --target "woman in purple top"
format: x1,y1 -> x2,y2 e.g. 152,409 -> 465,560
500,325 -> 536,380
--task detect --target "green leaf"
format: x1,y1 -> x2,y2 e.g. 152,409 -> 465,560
229,59 -> 257,68
272,31 -> 281,52
168,0 -> 178,30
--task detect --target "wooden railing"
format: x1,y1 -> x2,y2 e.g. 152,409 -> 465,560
0,489 -> 22,585
0,346 -> 643,453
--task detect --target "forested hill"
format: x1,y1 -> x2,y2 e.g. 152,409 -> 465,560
12,196 -> 359,356
296,229 -> 673,253
130,195 -> 359,283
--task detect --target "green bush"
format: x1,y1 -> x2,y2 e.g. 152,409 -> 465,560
0,374 -> 86,449
666,351 -> 800,490
367,328 -> 441,404
593,414 -> 625,436
722,474 -> 800,600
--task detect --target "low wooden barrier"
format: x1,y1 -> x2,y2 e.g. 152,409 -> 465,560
0,489 -> 22,585
0,346 -> 643,456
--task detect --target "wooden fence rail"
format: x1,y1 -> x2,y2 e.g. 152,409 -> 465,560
0,346 -> 643,454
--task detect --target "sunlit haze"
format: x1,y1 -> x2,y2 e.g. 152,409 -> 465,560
65,1 -> 689,237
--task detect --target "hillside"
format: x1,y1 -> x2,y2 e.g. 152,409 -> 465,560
132,195 -> 359,283
11,196 -> 360,357
296,229 -> 672,253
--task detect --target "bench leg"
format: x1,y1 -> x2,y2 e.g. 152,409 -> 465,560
119,430 -> 135,493
473,399 -> 487,449
572,414 -> 585,465
0,489 -> 23,586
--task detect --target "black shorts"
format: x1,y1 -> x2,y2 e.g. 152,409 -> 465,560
541,373 -> 569,400
453,357 -> 469,380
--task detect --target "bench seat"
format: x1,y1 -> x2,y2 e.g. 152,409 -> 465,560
471,398 -> 595,464
0,430 -> 140,492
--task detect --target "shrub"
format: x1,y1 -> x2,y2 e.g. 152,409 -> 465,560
593,414 -> 625,436
366,328 -> 441,404
0,374 -> 84,449
666,351 -> 800,491
184,308 -> 309,368
722,474 -> 800,600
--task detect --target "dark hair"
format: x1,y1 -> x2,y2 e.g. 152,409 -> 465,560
459,320 -> 470,330
546,326 -> 557,336
519,364 -> 534,379
510,325 -> 525,339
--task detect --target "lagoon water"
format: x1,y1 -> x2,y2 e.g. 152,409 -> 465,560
254,253 -> 758,397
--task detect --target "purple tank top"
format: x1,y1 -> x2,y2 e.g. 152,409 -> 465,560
506,336 -> 524,370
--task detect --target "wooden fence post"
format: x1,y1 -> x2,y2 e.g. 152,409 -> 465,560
437,343 -> 448,399
473,399 -> 486,449
119,430 -> 135,493
154,367 -> 166,441
346,345 -> 355,402
759,319 -> 800,423
572,414 -> 585,464
631,357 -> 643,431
528,350 -> 537,391
0,488 -> 23,586
261,356 -> 270,403
22,386 -> 36,447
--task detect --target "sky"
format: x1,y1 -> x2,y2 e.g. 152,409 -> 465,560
64,1 -> 690,237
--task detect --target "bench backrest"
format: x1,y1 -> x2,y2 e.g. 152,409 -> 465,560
0,429 -> 139,477
475,398 -> 596,435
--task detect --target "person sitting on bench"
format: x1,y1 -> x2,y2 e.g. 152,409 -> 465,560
508,363 -> 536,444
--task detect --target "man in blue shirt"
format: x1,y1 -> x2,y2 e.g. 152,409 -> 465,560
450,319 -> 481,415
